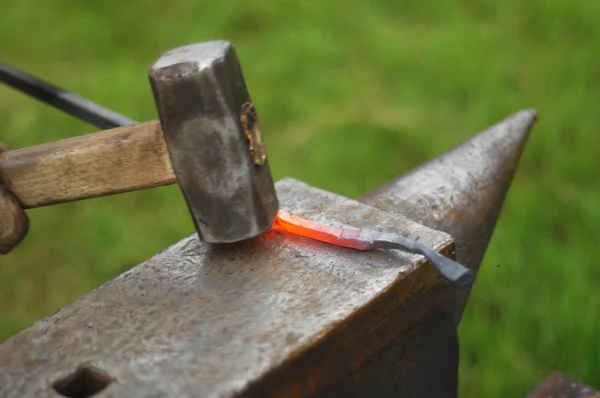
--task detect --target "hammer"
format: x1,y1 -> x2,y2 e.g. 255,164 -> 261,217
0,40 -> 474,289
0,40 -> 279,253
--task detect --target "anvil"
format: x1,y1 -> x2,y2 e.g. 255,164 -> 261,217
0,109 -> 536,397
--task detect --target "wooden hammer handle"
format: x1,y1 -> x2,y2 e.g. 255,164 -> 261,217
0,121 -> 176,209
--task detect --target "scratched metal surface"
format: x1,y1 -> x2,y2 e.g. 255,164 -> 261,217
0,178 -> 453,398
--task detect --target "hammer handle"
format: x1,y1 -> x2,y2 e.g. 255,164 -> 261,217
0,121 -> 176,209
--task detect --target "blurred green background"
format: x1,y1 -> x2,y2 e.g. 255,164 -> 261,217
1,0 -> 599,396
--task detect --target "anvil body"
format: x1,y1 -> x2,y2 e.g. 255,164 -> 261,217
0,110 -> 537,397
0,179 -> 459,397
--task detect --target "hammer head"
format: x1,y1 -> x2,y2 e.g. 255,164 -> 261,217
148,40 -> 279,243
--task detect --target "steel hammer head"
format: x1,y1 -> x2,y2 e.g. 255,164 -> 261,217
148,40 -> 278,243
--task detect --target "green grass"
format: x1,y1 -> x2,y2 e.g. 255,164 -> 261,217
1,0 -> 599,396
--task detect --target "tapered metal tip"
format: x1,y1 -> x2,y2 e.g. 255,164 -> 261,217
359,109 -> 538,321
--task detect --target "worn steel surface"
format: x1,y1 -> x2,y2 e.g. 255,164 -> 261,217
526,371 -> 600,398
0,178 -> 456,398
149,40 -> 278,244
359,109 -> 537,321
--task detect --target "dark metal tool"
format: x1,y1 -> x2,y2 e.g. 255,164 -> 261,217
148,41 -> 278,242
0,40 -> 279,251
0,62 -> 136,129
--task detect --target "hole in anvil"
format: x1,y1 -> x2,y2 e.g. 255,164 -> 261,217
52,365 -> 112,398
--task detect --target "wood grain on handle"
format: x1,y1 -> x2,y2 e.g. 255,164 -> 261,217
0,120 -> 176,209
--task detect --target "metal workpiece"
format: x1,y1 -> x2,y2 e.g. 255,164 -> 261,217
149,40 -> 278,244
359,109 -> 538,321
0,178 -> 458,398
274,210 -> 474,288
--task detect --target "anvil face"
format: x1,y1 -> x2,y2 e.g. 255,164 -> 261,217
0,179 -> 455,398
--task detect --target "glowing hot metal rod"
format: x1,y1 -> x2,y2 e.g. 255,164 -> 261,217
273,210 -> 474,289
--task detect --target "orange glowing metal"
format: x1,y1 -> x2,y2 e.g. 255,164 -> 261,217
272,210 -> 475,289
273,210 -> 371,251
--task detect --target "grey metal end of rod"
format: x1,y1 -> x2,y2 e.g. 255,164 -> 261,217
368,232 -> 474,289
0,62 -> 136,129
416,246 -> 474,289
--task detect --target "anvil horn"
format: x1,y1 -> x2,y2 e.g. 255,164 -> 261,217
359,109 -> 538,322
